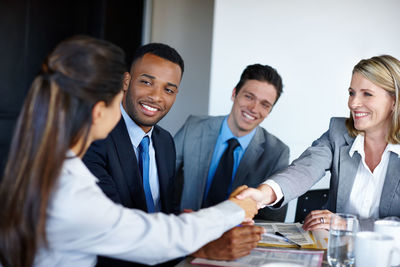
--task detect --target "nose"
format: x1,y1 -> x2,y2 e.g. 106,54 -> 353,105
247,99 -> 257,112
348,94 -> 361,109
148,85 -> 163,102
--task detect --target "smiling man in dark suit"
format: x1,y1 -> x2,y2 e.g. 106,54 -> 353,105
174,64 -> 290,260
83,43 -> 183,267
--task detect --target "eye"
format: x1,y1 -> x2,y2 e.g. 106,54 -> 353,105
140,80 -> 151,86
348,91 -> 354,96
364,92 -> 373,96
262,103 -> 271,109
165,88 -> 175,94
245,94 -> 252,100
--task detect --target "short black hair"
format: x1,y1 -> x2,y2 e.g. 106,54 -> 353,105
235,64 -> 283,104
131,43 -> 184,75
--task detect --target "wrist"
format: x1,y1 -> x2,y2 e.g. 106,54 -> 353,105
258,184 -> 277,206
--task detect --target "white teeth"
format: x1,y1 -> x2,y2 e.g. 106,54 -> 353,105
142,104 -> 157,112
243,112 -> 255,120
354,112 -> 368,117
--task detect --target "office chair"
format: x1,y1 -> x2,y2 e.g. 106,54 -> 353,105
295,189 -> 329,224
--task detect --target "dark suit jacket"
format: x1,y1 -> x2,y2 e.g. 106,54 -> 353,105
83,118 -> 178,267
174,115 -> 290,221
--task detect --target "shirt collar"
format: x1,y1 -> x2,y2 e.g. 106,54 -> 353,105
220,116 -> 256,149
349,134 -> 400,158
120,104 -> 153,148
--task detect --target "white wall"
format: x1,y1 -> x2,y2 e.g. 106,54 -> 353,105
209,0 -> 400,221
150,0 -> 214,135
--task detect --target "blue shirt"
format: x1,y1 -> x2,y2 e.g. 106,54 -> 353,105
120,104 -> 161,212
204,116 -> 257,199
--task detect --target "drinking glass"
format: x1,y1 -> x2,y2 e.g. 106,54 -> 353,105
327,213 -> 358,267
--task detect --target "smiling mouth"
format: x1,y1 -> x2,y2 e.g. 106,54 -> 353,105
142,103 -> 158,112
353,112 -> 369,119
242,111 -> 256,121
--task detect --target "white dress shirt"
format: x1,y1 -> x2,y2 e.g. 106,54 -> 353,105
120,104 -> 160,211
33,152 -> 244,266
344,134 -> 400,218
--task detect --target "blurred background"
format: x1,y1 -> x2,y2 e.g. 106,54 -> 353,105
1,0 -> 400,221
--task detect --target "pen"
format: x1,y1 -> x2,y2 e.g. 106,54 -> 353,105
262,233 -> 290,243
275,231 -> 302,248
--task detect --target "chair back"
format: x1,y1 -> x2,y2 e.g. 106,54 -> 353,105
295,189 -> 329,223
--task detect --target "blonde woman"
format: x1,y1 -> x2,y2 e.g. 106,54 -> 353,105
238,55 -> 400,230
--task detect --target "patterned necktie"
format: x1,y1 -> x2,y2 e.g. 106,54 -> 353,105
203,138 -> 240,208
138,136 -> 155,213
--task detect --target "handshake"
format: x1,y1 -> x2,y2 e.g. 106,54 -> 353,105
228,184 -> 277,221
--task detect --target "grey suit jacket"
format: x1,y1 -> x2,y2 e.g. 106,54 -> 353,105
272,117 -> 400,227
175,115 -> 290,221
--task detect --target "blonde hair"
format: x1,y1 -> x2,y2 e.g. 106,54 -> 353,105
346,55 -> 400,143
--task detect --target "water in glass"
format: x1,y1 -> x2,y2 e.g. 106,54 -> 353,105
328,229 -> 355,266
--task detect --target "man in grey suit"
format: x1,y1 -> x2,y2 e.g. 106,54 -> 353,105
174,64 -> 289,260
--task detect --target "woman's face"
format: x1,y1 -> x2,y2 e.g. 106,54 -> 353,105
92,90 -> 124,142
348,72 -> 395,137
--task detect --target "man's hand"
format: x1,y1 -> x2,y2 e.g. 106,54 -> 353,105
228,185 -> 258,220
235,184 -> 277,209
192,225 -> 265,260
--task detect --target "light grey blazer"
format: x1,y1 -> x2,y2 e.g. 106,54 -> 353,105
272,117 -> 400,224
175,115 -> 290,221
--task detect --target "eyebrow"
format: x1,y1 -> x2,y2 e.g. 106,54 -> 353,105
245,90 -> 273,106
348,87 -> 373,91
262,99 -> 273,106
140,73 -> 178,89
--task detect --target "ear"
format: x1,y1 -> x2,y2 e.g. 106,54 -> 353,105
91,101 -> 107,126
231,88 -> 237,101
122,72 -> 131,92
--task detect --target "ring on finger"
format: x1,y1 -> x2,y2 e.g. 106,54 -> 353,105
320,217 -> 325,224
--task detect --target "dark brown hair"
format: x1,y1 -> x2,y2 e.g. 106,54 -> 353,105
235,64 -> 283,104
0,35 -> 126,267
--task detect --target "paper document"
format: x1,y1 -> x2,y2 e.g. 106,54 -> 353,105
256,222 -> 317,248
191,247 -> 324,267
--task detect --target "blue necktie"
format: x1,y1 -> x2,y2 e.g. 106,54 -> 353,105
138,136 -> 155,213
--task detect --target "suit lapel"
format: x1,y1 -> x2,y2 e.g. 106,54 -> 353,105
194,117 -> 222,208
379,153 -> 400,217
232,127 -> 264,189
336,133 -> 359,212
111,119 -> 147,210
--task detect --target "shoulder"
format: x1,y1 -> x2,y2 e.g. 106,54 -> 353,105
328,117 -> 348,132
327,117 -> 352,141
185,115 -> 223,126
153,124 -> 174,141
257,126 -> 289,151
177,115 -> 224,133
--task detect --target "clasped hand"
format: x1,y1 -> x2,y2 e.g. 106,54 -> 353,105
228,185 -> 259,221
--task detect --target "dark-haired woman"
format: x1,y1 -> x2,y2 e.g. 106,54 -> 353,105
0,36 -> 257,267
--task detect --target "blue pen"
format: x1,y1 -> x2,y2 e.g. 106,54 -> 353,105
262,232 -> 301,248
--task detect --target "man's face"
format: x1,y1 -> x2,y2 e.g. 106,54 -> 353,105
122,53 -> 182,132
227,79 -> 277,137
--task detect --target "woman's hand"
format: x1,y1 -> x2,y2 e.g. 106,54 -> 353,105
235,184 -> 277,209
302,209 -> 333,231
